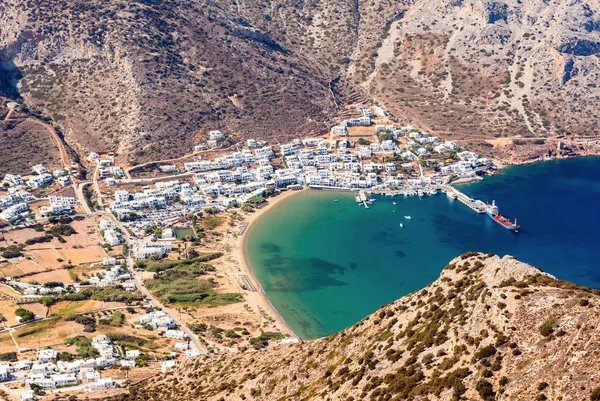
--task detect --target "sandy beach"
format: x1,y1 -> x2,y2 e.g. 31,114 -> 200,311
232,189 -> 306,339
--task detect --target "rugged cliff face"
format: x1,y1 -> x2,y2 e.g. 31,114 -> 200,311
108,253 -> 600,401
3,0 -> 600,163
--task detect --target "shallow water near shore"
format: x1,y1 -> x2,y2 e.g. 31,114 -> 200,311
245,157 -> 600,339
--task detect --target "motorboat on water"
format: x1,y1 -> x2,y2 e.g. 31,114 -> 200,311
404,216 -> 412,220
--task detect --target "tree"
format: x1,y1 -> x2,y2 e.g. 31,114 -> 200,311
15,308 -> 35,322
264,186 -> 276,197
1,245 -> 23,259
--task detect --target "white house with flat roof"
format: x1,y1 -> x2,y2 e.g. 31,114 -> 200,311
37,349 -> 57,363
165,330 -> 187,340
86,378 -> 116,392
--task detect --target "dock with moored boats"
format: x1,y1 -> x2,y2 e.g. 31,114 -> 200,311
355,191 -> 372,208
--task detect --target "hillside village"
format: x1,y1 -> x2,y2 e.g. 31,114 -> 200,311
0,103 -> 499,400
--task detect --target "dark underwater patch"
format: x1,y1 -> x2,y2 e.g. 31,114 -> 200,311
262,255 -> 349,292
259,242 -> 282,254
370,230 -> 405,246
394,250 -> 407,258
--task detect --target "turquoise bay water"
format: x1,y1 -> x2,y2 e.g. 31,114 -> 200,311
245,157 -> 600,339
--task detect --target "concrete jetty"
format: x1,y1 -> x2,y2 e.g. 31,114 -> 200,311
441,185 -> 487,213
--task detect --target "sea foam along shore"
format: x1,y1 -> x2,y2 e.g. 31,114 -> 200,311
233,188 -> 307,340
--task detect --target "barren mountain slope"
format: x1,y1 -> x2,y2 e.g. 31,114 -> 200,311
364,0 -> 600,148
3,0 -> 600,163
0,0 -> 348,164
108,253 -> 600,401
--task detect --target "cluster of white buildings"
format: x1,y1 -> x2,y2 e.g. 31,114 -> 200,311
3,174 -> 24,187
39,196 -> 78,218
96,159 -> 125,180
0,188 -> 34,221
24,165 -> 73,188
0,202 -> 29,221
0,167 -> 75,223
0,189 -> 33,208
9,279 -> 64,299
138,311 -> 176,329
439,151 -> 493,178
102,121 -> 496,220
88,265 -> 130,287
24,345 -> 116,391
110,180 -> 204,213
194,130 -> 226,150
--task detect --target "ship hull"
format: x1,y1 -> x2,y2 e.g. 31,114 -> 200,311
486,211 -> 519,232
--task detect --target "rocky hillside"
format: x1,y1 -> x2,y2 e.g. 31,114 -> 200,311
3,0 -> 600,163
363,0 -> 600,159
0,0 -> 351,163
106,253 -> 600,401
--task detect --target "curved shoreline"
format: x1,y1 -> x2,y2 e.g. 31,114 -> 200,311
234,189 -> 308,339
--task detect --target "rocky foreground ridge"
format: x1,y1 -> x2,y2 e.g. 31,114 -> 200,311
104,253 -> 600,401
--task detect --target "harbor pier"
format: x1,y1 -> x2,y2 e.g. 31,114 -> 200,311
441,185 -> 487,213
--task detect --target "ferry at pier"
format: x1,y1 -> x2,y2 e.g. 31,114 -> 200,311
485,201 -> 520,232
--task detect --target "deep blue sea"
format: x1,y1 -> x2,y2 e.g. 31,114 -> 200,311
245,157 -> 600,339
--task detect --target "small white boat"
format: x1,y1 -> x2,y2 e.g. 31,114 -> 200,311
334,199 -> 338,202
404,216 -> 412,220
399,223 -> 403,228
392,202 -> 397,205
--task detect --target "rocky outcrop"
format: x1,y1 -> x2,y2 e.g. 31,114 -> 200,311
232,26 -> 283,51
105,253 -> 600,401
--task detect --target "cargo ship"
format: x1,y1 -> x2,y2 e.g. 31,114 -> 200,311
485,201 -> 520,232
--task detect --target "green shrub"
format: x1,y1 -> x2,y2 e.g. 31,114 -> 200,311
249,332 -> 284,349
474,345 -> 496,360
110,311 -> 125,326
2,245 -> 23,259
187,322 -> 208,333
0,352 -> 17,362
476,379 -> 495,400
47,224 -> 76,237
539,316 -> 556,337
25,235 -> 53,245
15,308 -> 35,322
